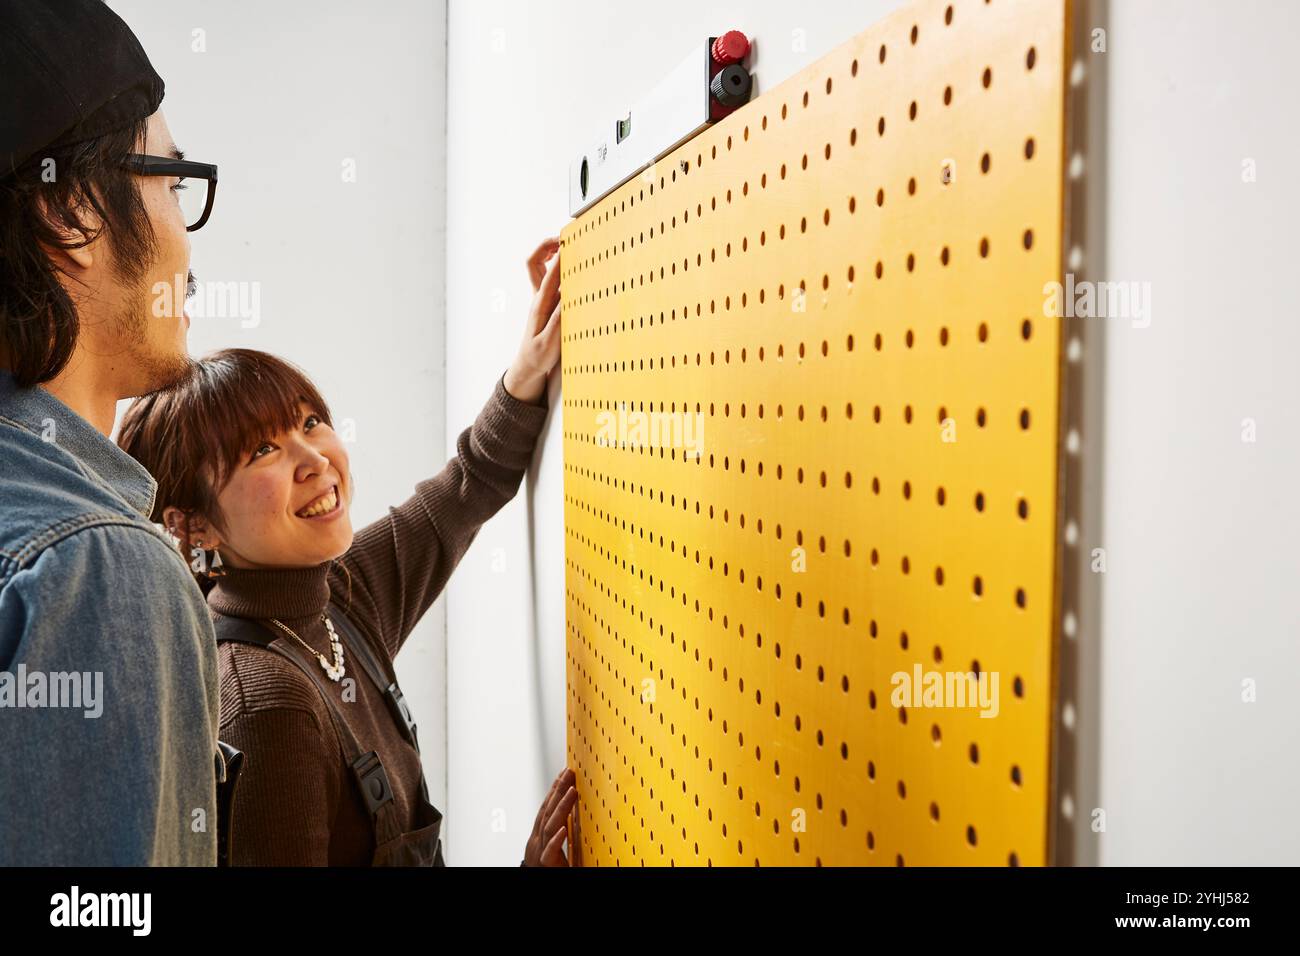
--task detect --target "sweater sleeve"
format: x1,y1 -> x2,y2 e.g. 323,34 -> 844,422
331,372 -> 549,659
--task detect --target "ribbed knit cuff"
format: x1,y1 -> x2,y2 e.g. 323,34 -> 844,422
482,371 -> 550,444
496,370 -> 550,413
438,372 -> 550,489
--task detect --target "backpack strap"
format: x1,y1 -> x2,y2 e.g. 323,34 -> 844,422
213,614 -> 405,849
325,604 -> 421,756
324,604 -> 436,813
213,614 -> 276,649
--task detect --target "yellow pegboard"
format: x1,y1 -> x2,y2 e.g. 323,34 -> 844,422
561,0 -> 1068,866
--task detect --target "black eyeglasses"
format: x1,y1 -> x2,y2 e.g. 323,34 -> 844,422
122,154 -> 219,232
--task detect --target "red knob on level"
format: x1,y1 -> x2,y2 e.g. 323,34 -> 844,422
712,30 -> 750,66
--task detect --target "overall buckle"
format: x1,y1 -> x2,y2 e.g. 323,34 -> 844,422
385,683 -> 420,750
351,751 -> 394,815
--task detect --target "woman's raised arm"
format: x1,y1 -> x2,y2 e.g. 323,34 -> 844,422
331,238 -> 562,658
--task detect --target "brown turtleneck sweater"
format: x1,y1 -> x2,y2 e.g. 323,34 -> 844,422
209,374 -> 548,865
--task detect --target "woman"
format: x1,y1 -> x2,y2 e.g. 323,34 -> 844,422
119,238 -> 576,866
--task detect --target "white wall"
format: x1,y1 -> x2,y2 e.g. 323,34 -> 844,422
444,0 -> 906,866
1097,0 -> 1300,865
112,1 -> 450,814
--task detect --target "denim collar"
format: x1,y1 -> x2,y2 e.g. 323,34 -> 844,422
0,369 -> 158,519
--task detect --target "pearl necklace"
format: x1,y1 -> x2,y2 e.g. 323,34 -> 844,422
269,613 -> 346,681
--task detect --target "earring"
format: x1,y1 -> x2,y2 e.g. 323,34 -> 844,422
192,539 -> 227,579
206,546 -> 227,579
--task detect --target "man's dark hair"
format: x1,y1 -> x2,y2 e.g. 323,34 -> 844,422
0,114 -> 157,388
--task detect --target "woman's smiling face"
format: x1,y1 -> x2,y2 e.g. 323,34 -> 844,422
209,402 -> 355,569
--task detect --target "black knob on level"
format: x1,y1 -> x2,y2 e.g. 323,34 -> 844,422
710,64 -> 752,107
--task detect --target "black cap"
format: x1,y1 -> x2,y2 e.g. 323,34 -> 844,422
0,0 -> 164,177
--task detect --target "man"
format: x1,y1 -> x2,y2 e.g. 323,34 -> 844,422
0,0 -> 219,864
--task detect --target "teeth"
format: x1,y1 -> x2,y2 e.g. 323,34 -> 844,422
298,488 -> 337,518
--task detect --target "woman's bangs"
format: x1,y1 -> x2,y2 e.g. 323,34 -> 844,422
196,351 -> 331,486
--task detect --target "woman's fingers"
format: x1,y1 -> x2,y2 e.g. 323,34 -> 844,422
539,252 -> 561,308
526,237 -> 558,289
532,768 -> 567,839
527,237 -> 561,290
524,770 -> 578,867
540,786 -> 578,866
554,766 -> 576,793
544,783 -> 578,837
532,769 -> 568,842
527,255 -> 561,337
538,298 -> 562,344
538,769 -> 575,824
542,824 -> 569,866
538,772 -> 576,833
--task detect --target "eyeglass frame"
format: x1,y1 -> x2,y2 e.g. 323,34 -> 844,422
121,153 -> 219,232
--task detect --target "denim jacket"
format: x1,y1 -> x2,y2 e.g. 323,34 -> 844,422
0,371 -> 219,865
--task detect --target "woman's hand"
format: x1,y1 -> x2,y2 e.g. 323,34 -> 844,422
523,766 -> 578,866
525,236 -> 560,291
503,236 -> 562,405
